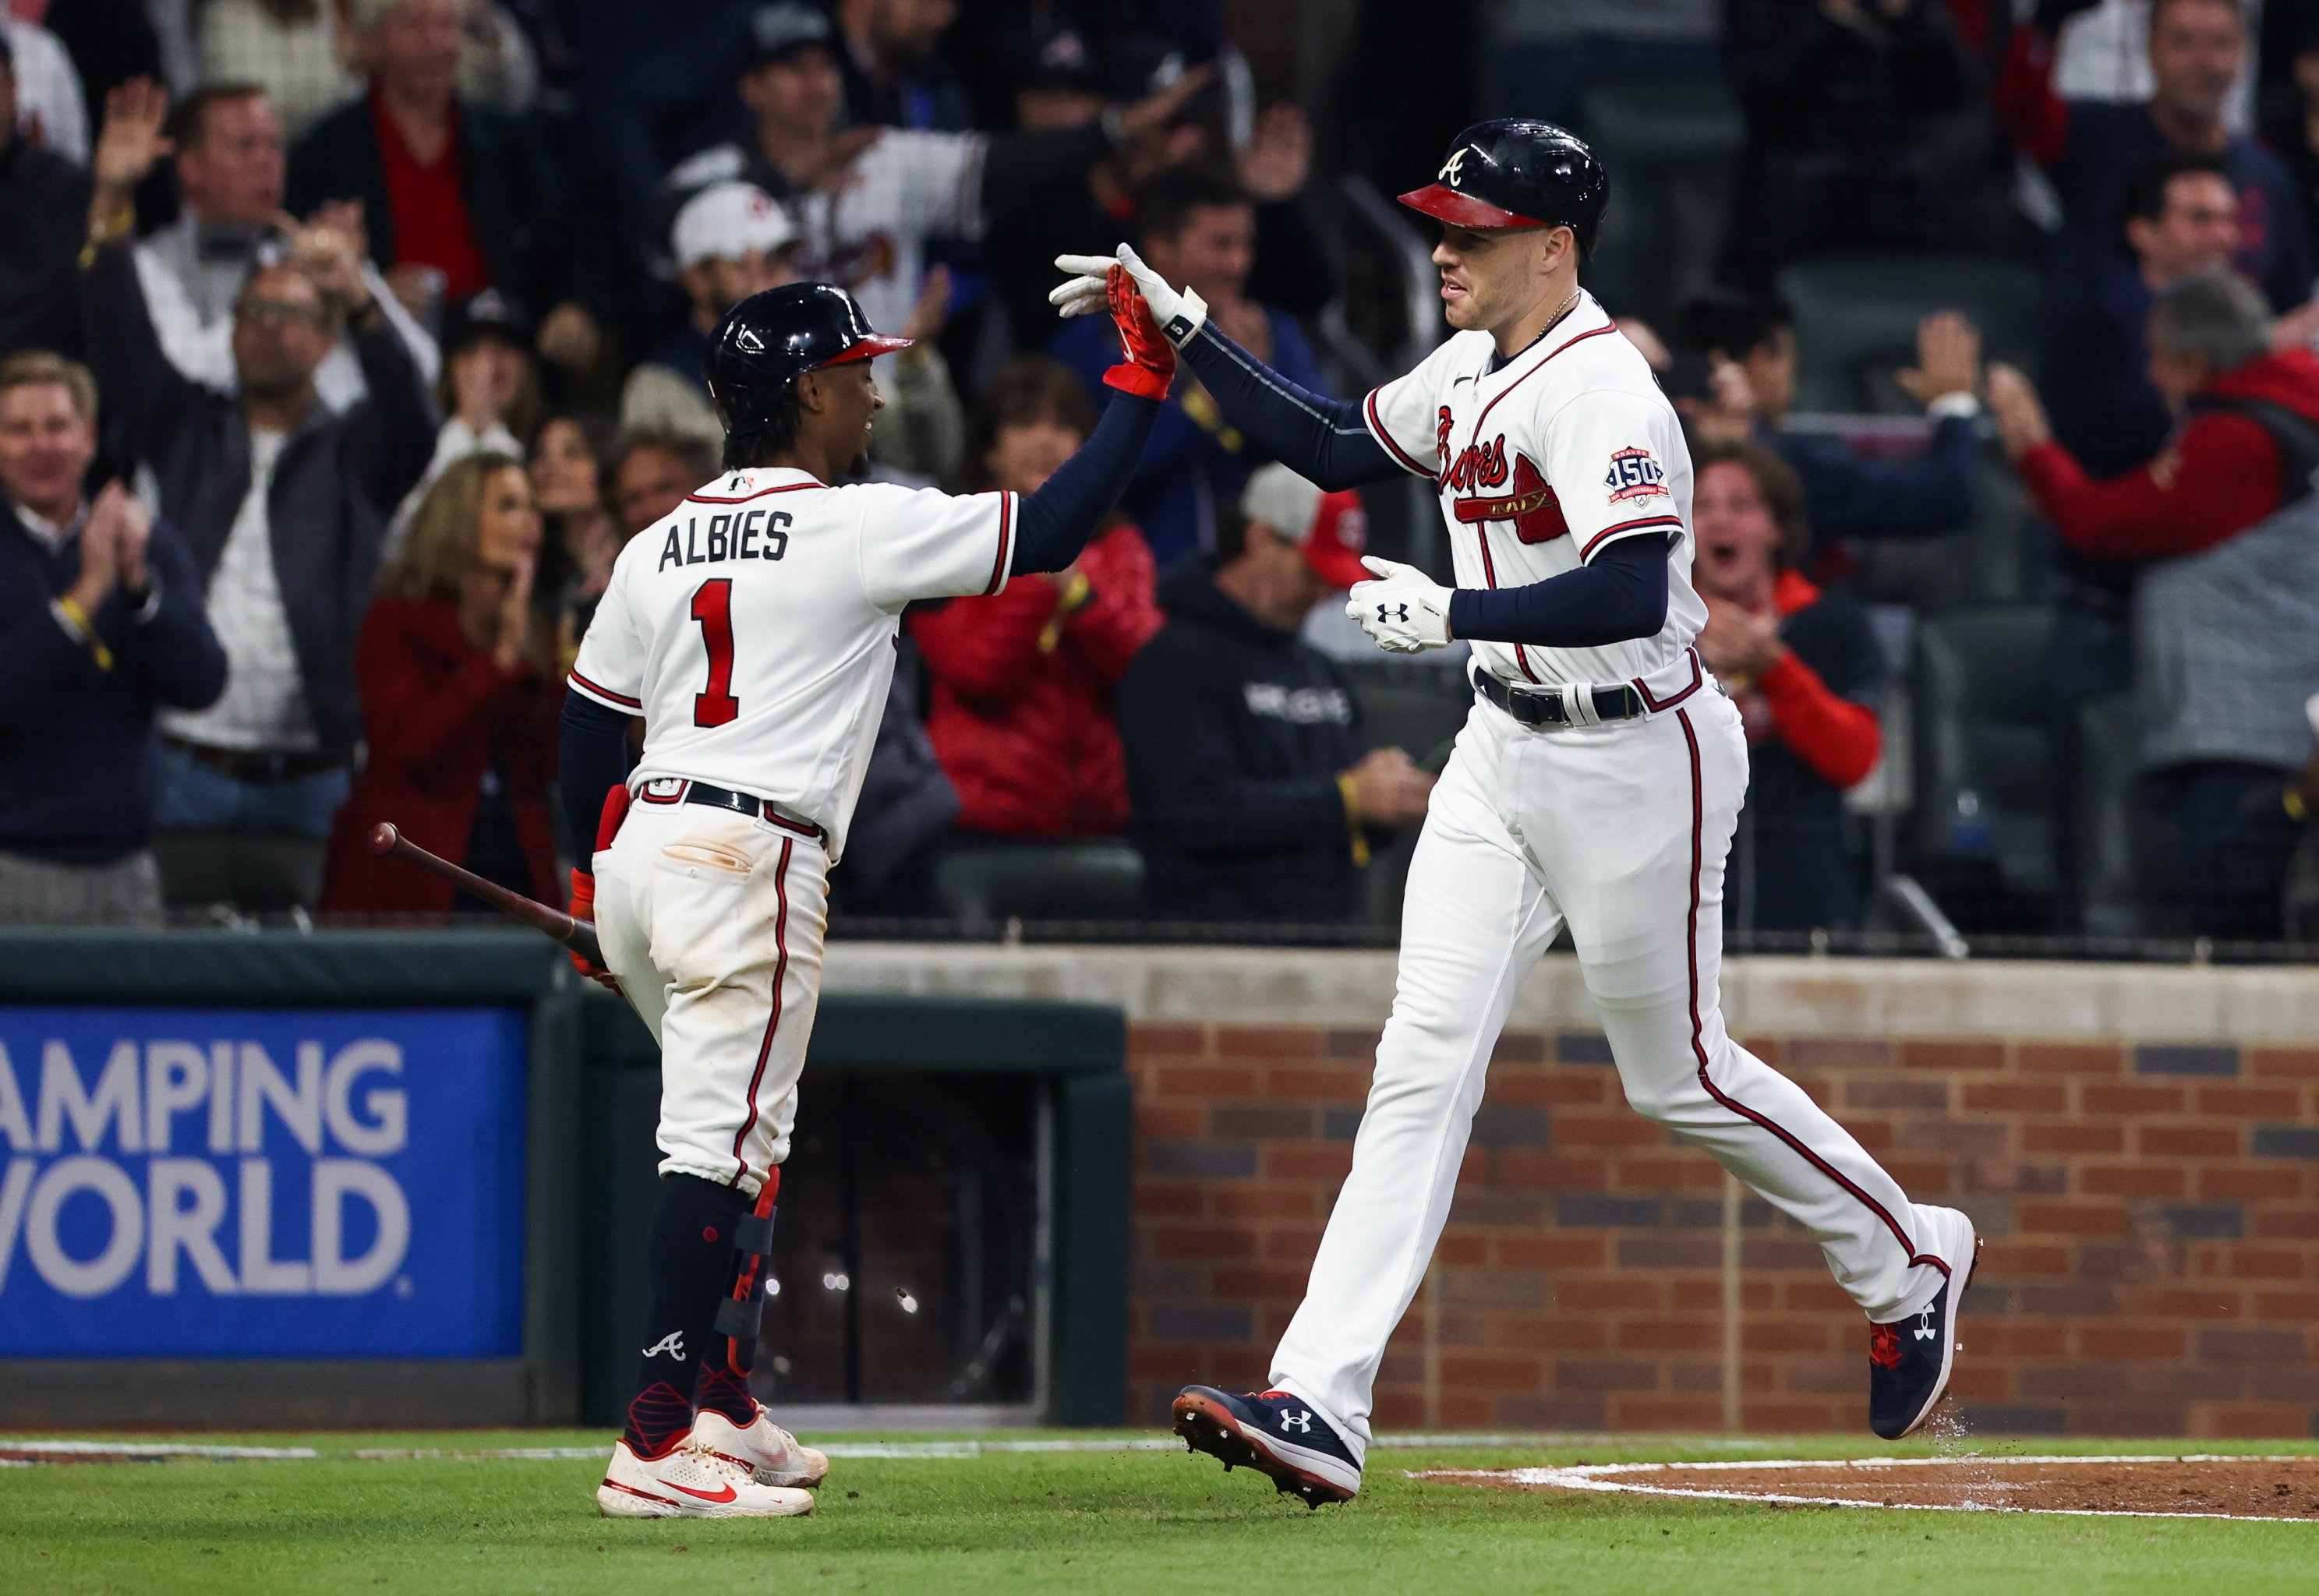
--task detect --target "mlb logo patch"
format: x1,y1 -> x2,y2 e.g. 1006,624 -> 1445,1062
1604,446 -> 1668,503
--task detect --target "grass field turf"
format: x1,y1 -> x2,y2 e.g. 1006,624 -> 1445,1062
4,1431 -> 2315,1595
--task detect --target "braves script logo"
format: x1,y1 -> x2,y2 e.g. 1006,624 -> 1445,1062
1441,147 -> 1469,187
1604,445 -> 1667,503
1441,424 -> 1508,493
1452,452 -> 1569,545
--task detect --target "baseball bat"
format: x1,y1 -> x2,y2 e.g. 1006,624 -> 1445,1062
367,822 -> 605,969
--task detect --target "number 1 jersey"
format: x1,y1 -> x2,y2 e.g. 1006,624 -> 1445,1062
567,466 -> 1018,858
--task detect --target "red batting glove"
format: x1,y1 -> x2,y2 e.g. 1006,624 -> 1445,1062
567,867 -> 616,987
1101,263 -> 1176,402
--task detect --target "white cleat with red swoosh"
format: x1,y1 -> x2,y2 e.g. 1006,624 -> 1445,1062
690,1403 -> 830,1489
596,1436 -> 816,1518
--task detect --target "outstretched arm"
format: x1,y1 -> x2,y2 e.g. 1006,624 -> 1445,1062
1347,535 -> 1672,655
1054,247 -> 1402,491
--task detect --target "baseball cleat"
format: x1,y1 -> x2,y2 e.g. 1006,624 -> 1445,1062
596,1436 -> 816,1518
1172,1385 -> 1361,1508
690,1401 -> 830,1489
1868,1208 -> 1982,1441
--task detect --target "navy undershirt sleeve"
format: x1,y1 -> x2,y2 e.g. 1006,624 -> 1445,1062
559,690 -> 636,874
1447,534 -> 1673,648
1012,391 -> 1162,574
1174,323 -> 1404,490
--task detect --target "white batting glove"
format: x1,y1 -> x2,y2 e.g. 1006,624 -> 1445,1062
1050,243 -> 1209,346
1347,556 -> 1453,654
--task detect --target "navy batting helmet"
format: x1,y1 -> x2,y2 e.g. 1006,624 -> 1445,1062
1398,120 -> 1609,256
704,281 -> 913,442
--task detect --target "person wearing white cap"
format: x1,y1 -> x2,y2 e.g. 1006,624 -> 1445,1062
620,182 -> 802,452
1114,464 -> 1436,923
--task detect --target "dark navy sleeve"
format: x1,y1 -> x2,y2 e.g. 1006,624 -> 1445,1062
559,690 -> 635,874
1174,322 -> 1403,490
1012,392 -> 1162,574
1445,534 -> 1671,648
1771,418 -> 1978,542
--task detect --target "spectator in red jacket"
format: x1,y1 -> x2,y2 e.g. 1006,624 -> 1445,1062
321,450 -> 563,915
1990,271 -> 2319,937
910,357 -> 1161,840
1690,440 -> 1885,933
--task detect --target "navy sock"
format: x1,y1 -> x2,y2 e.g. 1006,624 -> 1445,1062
695,1171 -> 779,1425
622,1173 -> 748,1458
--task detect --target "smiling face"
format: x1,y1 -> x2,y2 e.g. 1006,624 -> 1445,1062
2126,171 -> 2241,284
1691,458 -> 1787,602
0,380 -> 97,523
788,362 -> 876,480
530,417 -> 602,518
472,463 -> 541,573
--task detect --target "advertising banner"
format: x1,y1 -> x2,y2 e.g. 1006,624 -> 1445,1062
0,1006 -> 527,1358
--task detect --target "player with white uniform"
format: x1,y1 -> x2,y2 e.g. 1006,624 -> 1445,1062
560,279 -> 1173,1517
1055,121 -> 1980,1507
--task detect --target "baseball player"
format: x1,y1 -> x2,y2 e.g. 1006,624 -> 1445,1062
560,278 -> 1174,1517
1055,121 -> 1980,1507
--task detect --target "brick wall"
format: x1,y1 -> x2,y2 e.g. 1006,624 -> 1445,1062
1127,1022 -> 2319,1437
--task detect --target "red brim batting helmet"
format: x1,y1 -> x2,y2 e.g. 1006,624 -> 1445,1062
705,281 -> 913,439
1398,119 -> 1609,256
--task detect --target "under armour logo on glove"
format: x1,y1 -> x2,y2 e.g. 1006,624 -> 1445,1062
1348,556 -> 1452,655
1278,1410 -> 1313,1433
642,1332 -> 687,1361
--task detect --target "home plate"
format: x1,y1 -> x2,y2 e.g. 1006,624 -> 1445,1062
1416,1453 -> 2319,1521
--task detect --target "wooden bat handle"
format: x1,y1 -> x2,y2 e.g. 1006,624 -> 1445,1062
368,821 -> 606,969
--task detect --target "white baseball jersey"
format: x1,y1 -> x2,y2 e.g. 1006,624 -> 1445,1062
1362,291 -> 1708,690
567,467 -> 1016,856
670,132 -> 985,343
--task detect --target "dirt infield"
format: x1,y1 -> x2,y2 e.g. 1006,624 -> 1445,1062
1419,1454 -> 2319,1521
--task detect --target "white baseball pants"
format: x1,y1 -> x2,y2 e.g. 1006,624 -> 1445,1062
594,793 -> 829,1199
1271,679 -> 1965,1459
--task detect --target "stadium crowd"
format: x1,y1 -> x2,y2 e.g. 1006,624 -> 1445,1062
5,0 -> 2319,942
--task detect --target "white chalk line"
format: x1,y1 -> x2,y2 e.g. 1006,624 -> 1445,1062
0,1432 -> 1603,1467
1418,1453 -> 2319,1524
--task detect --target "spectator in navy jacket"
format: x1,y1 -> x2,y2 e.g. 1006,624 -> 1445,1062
2043,150 -> 2243,481
1677,288 -> 1983,573
1115,464 -> 1431,923
0,352 -> 225,924
1052,164 -> 1331,569
1689,439 -> 1884,933
1996,0 -> 2314,317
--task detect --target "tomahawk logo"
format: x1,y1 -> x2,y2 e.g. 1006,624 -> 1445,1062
643,1331 -> 687,1360
1278,1409 -> 1313,1433
1440,147 -> 1469,187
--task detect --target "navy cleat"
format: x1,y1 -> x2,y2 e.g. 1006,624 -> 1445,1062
1868,1210 -> 1982,1440
1172,1386 -> 1361,1508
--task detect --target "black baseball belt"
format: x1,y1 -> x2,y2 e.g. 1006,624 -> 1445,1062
1472,666 -> 1646,729
643,778 -> 825,842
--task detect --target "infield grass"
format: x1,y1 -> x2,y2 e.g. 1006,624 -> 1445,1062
3,1430 -> 2314,1595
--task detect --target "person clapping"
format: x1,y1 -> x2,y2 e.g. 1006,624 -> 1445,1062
320,452 -> 563,916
